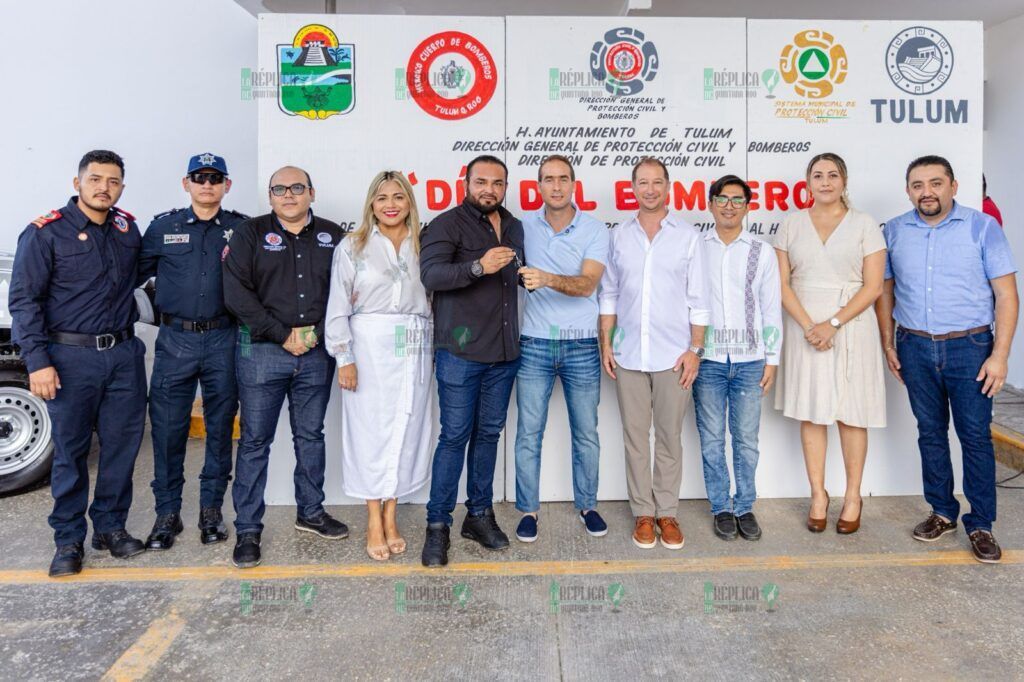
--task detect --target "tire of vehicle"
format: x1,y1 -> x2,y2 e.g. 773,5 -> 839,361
0,378 -> 54,495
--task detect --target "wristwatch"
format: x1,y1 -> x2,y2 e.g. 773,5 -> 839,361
829,317 -> 842,329
688,345 -> 705,359
470,259 -> 484,278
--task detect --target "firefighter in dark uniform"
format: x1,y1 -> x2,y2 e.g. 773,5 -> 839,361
137,153 -> 248,551
9,150 -> 148,577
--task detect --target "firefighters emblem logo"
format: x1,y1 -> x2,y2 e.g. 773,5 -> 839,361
406,31 -> 497,121
317,232 -> 333,245
113,215 -> 129,233
589,27 -> 659,97
277,24 -> 355,120
779,29 -> 848,99
886,26 -> 953,95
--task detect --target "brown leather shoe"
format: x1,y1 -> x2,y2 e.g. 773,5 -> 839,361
836,497 -> 862,535
968,530 -> 1002,564
807,492 -> 829,533
632,516 -> 657,549
656,517 -> 685,550
912,513 -> 957,542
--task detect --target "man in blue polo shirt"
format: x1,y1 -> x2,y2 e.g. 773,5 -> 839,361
514,155 -> 609,543
877,155 -> 1018,564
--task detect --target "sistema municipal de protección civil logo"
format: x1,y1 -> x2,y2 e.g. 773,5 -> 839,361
885,26 -> 953,96
277,24 -> 355,120
589,27 -> 659,97
779,29 -> 848,99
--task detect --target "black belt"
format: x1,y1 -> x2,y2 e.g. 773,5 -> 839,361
161,314 -> 232,333
50,328 -> 134,351
899,325 -> 991,341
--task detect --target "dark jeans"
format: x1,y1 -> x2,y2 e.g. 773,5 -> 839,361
149,325 -> 237,515
232,339 -> 335,534
426,349 -> 520,526
898,328 -> 996,533
46,337 -> 147,545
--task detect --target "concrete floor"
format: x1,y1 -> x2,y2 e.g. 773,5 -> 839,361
1,432 -> 1022,681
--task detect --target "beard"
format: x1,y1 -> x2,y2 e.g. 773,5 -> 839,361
916,198 -> 943,216
465,194 -> 501,215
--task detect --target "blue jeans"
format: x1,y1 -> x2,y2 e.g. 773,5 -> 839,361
46,337 -> 147,545
692,358 -> 764,517
514,336 -> 601,514
897,328 -> 996,533
426,349 -> 520,526
149,325 -> 237,515
232,339 -> 335,534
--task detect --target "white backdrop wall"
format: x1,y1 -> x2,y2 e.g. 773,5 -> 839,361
257,15 -> 984,505
984,13 -> 1024,386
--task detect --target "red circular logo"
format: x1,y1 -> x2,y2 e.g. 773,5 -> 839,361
605,42 -> 643,81
406,31 -> 497,121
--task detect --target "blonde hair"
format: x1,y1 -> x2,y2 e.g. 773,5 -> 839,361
351,170 -> 421,255
806,152 -> 850,209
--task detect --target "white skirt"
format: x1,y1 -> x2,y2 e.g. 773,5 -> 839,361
340,313 -> 434,499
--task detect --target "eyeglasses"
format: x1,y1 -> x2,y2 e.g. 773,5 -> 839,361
712,195 -> 748,208
190,172 -> 225,185
270,183 -> 310,197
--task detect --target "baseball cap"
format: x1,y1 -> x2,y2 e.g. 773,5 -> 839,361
187,152 -> 228,175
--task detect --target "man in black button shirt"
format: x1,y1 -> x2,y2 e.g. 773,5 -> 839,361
10,150 -> 148,576
419,154 -> 525,567
223,166 -> 348,568
137,153 -> 248,551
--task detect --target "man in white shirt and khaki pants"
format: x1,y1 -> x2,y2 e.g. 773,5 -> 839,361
599,157 -> 710,551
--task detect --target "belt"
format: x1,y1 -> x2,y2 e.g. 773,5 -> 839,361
161,314 -> 232,333
50,328 -> 134,351
899,325 -> 991,341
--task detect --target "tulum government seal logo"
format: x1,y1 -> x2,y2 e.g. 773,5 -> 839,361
277,24 -> 355,120
886,26 -> 953,95
779,29 -> 848,99
406,31 -> 497,121
589,27 -> 659,97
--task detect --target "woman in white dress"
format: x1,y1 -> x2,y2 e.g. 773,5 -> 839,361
774,153 -> 887,536
325,171 -> 433,561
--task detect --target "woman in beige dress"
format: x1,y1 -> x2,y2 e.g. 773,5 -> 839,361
774,152 -> 887,535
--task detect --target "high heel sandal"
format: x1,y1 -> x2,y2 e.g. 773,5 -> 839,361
836,497 -> 862,535
807,491 -> 830,533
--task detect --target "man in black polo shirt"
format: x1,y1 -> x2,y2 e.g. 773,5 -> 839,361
419,154 -> 525,567
223,165 -> 348,568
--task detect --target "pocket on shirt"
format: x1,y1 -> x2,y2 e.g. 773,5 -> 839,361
54,238 -> 101,280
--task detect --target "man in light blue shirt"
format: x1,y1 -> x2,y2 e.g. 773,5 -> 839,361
514,155 -> 609,542
877,155 -> 1018,564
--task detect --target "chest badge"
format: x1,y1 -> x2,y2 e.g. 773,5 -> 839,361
317,232 -> 334,247
223,228 -> 234,242
263,232 -> 286,252
113,215 -> 129,233
164,233 -> 190,244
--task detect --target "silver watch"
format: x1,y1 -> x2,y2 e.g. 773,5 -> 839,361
470,259 -> 484,278
829,317 -> 842,329
688,345 -> 705,359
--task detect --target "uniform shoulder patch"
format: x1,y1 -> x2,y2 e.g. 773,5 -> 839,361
152,208 -> 182,221
31,209 -> 62,229
114,207 -> 135,222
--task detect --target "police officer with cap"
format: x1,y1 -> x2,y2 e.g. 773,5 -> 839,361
137,153 -> 248,551
10,150 -> 148,577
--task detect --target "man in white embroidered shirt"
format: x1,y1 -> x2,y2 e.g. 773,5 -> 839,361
693,175 -> 782,544
598,157 -> 710,551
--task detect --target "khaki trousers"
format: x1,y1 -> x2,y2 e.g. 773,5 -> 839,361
614,367 -> 691,518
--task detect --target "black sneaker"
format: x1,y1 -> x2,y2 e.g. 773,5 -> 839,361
736,512 -> 762,541
461,508 -> 509,550
91,529 -> 146,559
421,523 -> 450,567
199,507 -> 228,545
295,511 -> 349,540
232,532 -> 262,568
713,512 -> 738,541
145,513 -> 184,551
49,542 -> 84,577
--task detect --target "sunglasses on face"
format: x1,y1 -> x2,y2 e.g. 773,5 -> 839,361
270,183 -> 310,197
190,172 -> 225,185
712,195 -> 748,208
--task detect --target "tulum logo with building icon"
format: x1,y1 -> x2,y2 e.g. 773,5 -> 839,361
277,23 -> 355,120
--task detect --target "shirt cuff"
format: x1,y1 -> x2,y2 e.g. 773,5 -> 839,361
598,297 -> 618,315
22,348 -> 52,374
688,309 -> 711,326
